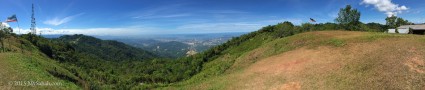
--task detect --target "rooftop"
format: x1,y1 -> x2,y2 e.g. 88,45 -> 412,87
398,24 -> 425,30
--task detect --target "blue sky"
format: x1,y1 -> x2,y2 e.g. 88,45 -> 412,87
1,0 -> 424,36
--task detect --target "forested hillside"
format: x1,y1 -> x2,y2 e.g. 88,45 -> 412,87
14,33 -> 164,89
54,34 -> 157,61
0,31 -> 83,89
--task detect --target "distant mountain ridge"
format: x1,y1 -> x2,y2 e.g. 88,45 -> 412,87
54,34 -> 157,61
116,32 -> 245,58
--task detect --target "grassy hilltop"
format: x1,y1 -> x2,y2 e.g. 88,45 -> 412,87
161,31 -> 425,89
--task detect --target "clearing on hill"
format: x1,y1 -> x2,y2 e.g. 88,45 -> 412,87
164,31 -> 425,90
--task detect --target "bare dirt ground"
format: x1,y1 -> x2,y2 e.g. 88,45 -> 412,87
228,46 -> 344,90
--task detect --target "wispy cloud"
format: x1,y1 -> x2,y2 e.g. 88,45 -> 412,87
14,27 -> 161,36
12,16 -> 310,36
43,13 -> 84,26
131,4 -> 191,19
177,22 -> 263,33
132,10 -> 248,19
130,4 -> 249,20
205,10 -> 249,14
361,0 -> 408,17
133,13 -> 191,19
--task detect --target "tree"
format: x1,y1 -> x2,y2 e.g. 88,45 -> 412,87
396,17 -> 411,27
385,15 -> 397,28
335,5 -> 361,31
0,27 -> 13,52
0,30 -> 5,52
385,15 -> 412,33
274,21 -> 294,38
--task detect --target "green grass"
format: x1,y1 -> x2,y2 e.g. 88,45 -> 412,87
0,53 -> 81,90
326,38 -> 346,47
0,36 -> 82,90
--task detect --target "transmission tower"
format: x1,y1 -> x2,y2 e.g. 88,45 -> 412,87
30,3 -> 36,35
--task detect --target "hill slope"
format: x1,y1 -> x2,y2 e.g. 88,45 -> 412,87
163,31 -> 425,89
0,36 -> 82,90
55,34 -> 157,61
0,34 -> 161,89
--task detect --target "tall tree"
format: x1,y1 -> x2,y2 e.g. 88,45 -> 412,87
396,17 -> 411,27
335,5 -> 361,31
385,15 -> 397,28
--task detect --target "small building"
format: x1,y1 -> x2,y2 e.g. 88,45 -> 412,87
388,24 -> 425,34
388,28 -> 409,34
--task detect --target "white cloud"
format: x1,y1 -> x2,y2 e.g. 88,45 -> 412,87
361,0 -> 408,17
1,22 -> 10,28
43,13 -> 84,26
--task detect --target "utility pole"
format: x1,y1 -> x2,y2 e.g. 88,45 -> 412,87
30,3 -> 36,35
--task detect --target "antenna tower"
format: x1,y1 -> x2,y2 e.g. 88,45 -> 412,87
30,3 -> 36,34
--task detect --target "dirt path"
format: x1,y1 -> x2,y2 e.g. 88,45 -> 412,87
226,46 -> 344,90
